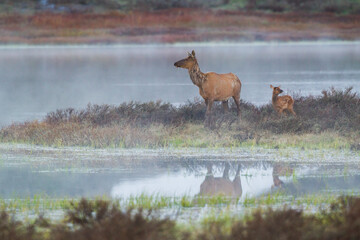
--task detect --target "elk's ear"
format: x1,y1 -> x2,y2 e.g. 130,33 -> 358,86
187,52 -> 191,57
278,85 -> 281,88
191,50 -> 196,57
270,85 -> 274,89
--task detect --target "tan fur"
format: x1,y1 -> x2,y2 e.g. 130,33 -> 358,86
174,50 -> 241,126
199,163 -> 242,197
201,72 -> 241,101
270,85 -> 296,116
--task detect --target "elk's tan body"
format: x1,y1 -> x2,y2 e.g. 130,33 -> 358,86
174,50 -> 241,126
199,72 -> 240,101
199,163 -> 242,197
270,85 -> 296,116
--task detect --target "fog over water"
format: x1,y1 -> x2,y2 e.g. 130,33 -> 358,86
0,42 -> 359,126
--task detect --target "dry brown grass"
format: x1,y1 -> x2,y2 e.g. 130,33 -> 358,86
0,88 -> 359,149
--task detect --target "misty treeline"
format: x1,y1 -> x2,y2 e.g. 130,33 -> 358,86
2,0 -> 360,13
2,197 -> 360,240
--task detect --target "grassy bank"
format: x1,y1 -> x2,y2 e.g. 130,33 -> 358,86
1,1 -> 360,44
2,0 -> 360,14
0,193 -> 347,214
0,88 -> 359,150
1,196 -> 360,239
0,9 -> 360,44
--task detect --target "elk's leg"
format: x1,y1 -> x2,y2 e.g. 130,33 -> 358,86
223,162 -> 230,180
235,164 -> 241,178
206,164 -> 213,179
278,109 -> 284,117
233,164 -> 242,196
222,100 -> 229,113
205,99 -> 214,127
232,96 -> 241,119
289,107 -> 296,116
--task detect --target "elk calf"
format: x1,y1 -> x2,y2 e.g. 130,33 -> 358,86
270,85 -> 296,116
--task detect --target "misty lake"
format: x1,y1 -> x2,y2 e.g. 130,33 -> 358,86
0,42 -> 360,126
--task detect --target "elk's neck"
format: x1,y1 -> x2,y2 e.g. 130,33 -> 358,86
272,94 -> 278,104
188,63 -> 206,87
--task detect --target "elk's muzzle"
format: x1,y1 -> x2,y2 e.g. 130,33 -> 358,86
174,59 -> 185,68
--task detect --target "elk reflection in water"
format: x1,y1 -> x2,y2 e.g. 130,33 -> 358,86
198,163 -> 242,197
272,163 -> 294,189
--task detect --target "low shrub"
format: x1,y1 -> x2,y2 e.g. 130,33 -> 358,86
43,87 -> 360,133
0,88 -> 358,148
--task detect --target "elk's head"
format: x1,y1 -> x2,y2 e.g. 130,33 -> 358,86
174,50 -> 197,69
270,85 -> 283,96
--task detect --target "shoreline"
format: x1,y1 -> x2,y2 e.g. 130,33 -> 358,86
0,40 -> 360,49
0,139 -> 359,164
0,127 -> 358,153
1,10 -> 359,44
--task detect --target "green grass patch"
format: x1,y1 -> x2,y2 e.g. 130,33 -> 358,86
2,196 -> 360,239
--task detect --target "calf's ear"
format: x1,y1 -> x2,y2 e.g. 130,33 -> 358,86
191,50 -> 196,57
270,85 -> 274,89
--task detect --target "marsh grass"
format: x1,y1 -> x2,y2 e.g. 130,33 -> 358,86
2,192 -> 357,215
0,195 -> 75,214
2,196 -> 360,240
0,88 -> 358,149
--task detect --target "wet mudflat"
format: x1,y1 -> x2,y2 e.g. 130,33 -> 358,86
0,143 -> 359,221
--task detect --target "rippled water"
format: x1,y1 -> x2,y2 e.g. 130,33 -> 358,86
0,42 -> 359,126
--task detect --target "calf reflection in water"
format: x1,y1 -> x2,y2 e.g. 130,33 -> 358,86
199,163 -> 242,197
272,163 -> 294,188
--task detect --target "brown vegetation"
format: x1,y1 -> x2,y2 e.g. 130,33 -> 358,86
1,197 -> 360,239
0,88 -> 358,148
0,9 -> 360,44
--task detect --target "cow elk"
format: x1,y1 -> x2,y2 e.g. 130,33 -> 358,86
174,50 -> 242,127
270,85 -> 296,116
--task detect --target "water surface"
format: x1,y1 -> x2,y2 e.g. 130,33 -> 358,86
0,144 -> 358,199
